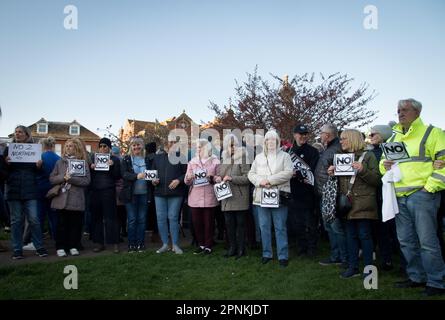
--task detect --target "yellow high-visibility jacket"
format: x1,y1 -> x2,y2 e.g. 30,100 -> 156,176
379,117 -> 445,197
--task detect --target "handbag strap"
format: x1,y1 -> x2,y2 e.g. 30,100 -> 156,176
346,152 -> 367,194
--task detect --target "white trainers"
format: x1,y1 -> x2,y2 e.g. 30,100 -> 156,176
57,249 -> 67,257
23,243 -> 36,251
69,248 -> 80,256
172,244 -> 183,255
156,244 -> 169,254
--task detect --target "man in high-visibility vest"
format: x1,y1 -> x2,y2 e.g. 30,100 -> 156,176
380,98 -> 445,296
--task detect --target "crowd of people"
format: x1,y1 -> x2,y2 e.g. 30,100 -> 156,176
1,98 -> 445,296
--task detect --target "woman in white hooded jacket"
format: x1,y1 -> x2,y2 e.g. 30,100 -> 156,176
248,130 -> 293,267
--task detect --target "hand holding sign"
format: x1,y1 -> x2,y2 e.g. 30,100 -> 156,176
144,170 -> 158,181
68,160 -> 86,177
214,182 -> 233,201
381,142 -> 410,161
94,153 -> 110,171
260,187 -> 279,208
334,154 -> 355,176
8,143 -> 42,163
193,168 -> 209,187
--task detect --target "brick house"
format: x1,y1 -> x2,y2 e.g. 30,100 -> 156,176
9,118 -> 101,156
119,111 -> 198,145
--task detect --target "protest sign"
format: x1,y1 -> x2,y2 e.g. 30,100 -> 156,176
193,168 -> 209,187
94,153 -> 110,171
8,143 -> 42,163
68,159 -> 86,177
260,187 -> 279,208
214,181 -> 233,201
334,153 -> 355,176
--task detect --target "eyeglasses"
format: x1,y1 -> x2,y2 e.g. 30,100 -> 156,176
369,133 -> 378,138
99,144 -> 109,148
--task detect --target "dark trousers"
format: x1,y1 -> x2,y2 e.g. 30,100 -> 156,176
214,205 -> 225,240
91,188 -> 119,245
56,210 -> 83,251
224,211 -> 246,255
117,205 -> 127,236
288,202 -> 318,253
191,207 -> 215,249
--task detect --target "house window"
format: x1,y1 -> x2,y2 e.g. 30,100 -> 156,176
37,123 -> 48,134
69,125 -> 80,136
55,144 -> 62,156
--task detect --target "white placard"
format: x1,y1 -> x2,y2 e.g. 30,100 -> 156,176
381,142 -> 410,161
334,153 -> 355,176
144,170 -> 158,181
68,159 -> 86,177
214,182 -> 233,201
94,153 -> 110,171
193,168 -> 209,187
8,143 -> 42,163
260,187 -> 279,208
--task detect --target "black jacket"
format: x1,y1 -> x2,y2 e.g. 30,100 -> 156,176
90,154 -> 121,190
289,142 -> 319,208
119,155 -> 151,203
314,137 -> 342,197
151,151 -> 187,197
3,147 -> 41,201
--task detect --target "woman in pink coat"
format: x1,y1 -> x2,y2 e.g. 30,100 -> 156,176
185,139 -> 220,254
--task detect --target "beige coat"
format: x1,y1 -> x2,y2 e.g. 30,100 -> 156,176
49,158 -> 91,212
248,149 -> 293,206
217,150 -> 251,212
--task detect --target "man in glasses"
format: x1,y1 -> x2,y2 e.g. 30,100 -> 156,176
380,99 -> 445,296
314,123 -> 347,267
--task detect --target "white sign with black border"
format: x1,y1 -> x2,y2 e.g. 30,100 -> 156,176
381,142 -> 410,161
193,168 -> 209,187
68,159 -> 86,177
144,170 -> 158,181
8,143 -> 42,163
214,181 -> 233,201
334,153 -> 355,176
260,187 -> 279,208
94,153 -> 110,171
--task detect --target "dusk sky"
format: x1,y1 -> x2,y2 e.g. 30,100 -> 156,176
0,0 -> 444,138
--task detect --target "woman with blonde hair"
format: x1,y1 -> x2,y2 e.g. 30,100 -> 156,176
50,138 -> 91,257
120,137 -> 151,252
327,129 -> 380,278
185,138 -> 220,254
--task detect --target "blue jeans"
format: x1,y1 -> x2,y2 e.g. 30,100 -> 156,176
154,196 -> 183,246
322,214 -> 348,263
346,219 -> 374,269
8,200 -> 43,252
257,205 -> 288,260
396,190 -> 445,289
126,194 -> 148,247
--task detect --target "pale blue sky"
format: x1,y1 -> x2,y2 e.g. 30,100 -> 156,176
0,0 -> 444,137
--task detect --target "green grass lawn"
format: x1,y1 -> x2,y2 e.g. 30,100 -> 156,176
1,241 -> 443,300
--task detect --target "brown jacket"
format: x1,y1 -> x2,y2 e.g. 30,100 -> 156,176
338,151 -> 381,220
49,158 -> 91,212
217,150 -> 251,212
